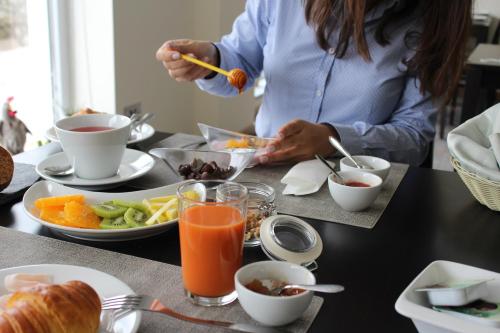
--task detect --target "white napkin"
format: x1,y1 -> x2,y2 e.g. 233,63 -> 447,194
281,159 -> 334,196
490,133 -> 500,167
448,103 -> 500,182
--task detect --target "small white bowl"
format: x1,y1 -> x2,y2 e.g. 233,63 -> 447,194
340,155 -> 391,181
328,171 -> 383,212
235,261 -> 315,327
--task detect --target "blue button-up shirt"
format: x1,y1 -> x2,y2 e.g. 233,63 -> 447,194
197,0 -> 437,165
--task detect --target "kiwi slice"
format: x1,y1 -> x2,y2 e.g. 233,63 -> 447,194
91,203 -> 127,218
100,216 -> 129,229
112,200 -> 149,213
123,207 -> 150,228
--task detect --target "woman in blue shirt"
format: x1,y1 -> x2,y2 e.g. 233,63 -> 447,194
156,0 -> 471,166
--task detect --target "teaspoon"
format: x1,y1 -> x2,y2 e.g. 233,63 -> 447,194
44,165 -> 74,177
328,136 -> 372,170
271,283 -> 345,295
314,154 -> 345,185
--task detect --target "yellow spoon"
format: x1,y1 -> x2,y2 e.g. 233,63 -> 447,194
181,54 -> 247,93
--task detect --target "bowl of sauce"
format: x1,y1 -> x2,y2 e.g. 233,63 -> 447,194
327,170 -> 383,212
235,261 -> 315,326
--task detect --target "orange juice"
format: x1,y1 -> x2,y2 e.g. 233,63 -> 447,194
179,205 -> 245,297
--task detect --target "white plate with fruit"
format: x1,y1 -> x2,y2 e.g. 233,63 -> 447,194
22,180 -> 198,242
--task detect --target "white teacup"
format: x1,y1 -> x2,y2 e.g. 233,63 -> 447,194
55,114 -> 131,179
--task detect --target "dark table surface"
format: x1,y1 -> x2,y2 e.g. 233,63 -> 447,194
2,132 -> 500,332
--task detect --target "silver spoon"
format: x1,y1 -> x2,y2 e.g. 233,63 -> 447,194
315,154 -> 345,185
44,165 -> 74,176
328,136 -> 372,170
132,113 -> 154,132
271,283 -> 345,295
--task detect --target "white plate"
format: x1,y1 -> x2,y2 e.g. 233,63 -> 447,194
23,180 -> 183,241
0,264 -> 141,333
45,124 -> 155,145
35,149 -> 155,189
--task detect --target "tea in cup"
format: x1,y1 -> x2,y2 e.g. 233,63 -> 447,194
54,114 -> 131,179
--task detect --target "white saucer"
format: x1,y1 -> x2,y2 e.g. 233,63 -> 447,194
45,124 -> 155,145
35,148 -> 155,188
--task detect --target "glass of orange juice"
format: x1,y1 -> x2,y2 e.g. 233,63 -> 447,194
177,180 -> 248,306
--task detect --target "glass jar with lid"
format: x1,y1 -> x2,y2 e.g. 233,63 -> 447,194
239,182 -> 276,247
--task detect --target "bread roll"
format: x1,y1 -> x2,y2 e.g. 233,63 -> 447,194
0,146 -> 13,192
0,280 -> 101,333
72,108 -> 102,116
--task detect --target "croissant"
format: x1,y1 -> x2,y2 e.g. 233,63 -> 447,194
0,280 -> 101,333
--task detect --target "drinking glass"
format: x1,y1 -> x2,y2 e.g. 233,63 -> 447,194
177,180 -> 248,306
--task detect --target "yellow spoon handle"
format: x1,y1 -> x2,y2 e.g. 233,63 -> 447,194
181,54 -> 230,77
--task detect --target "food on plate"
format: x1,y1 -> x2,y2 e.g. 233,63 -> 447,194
64,201 -> 101,229
178,158 -> 235,180
90,202 -> 127,219
225,137 -> 267,149
35,195 -> 85,209
4,274 -> 53,292
0,146 -> 13,192
35,192 -> 200,230
344,180 -> 370,187
0,280 -> 101,333
72,107 -> 102,116
245,279 -> 305,296
35,195 -> 100,229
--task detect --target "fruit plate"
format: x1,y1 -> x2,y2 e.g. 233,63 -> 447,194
23,180 -> 184,242
0,264 -> 141,333
197,123 -> 273,166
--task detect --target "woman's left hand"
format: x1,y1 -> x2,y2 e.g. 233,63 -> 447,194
259,119 -> 337,164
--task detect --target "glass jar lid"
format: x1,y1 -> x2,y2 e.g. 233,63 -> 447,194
260,215 -> 323,266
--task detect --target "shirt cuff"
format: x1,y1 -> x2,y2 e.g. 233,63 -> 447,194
331,123 -> 365,155
195,42 -> 233,94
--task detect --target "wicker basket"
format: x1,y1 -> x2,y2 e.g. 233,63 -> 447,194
451,158 -> 500,211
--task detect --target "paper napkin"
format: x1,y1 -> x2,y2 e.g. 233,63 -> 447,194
281,159 -> 334,196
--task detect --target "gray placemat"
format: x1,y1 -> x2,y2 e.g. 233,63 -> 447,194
0,163 -> 40,205
0,227 -> 323,333
235,162 -> 409,229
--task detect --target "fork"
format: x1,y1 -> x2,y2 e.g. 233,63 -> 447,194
102,295 -> 286,333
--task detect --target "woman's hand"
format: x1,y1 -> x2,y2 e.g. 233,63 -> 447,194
259,120 -> 337,164
156,39 -> 219,82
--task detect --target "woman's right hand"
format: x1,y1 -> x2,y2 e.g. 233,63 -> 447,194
156,39 -> 219,82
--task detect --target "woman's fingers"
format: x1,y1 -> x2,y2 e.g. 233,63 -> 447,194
277,119 -> 307,139
169,63 -> 209,82
156,39 -> 194,61
259,146 -> 299,165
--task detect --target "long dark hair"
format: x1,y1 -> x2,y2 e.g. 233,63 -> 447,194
304,0 -> 472,103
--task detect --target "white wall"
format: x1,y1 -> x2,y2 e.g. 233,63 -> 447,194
113,0 -> 196,134
476,0 -> 500,17
68,0 -> 256,135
